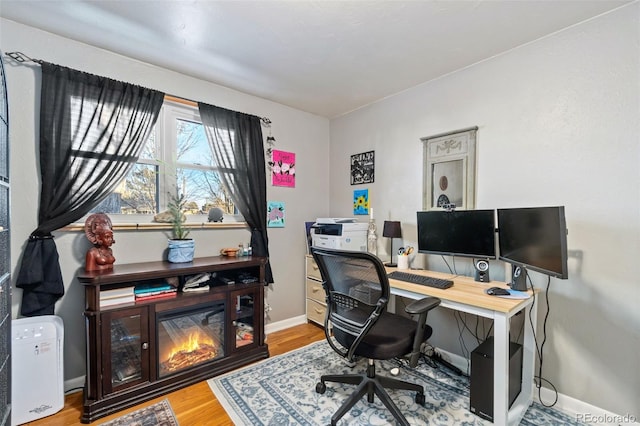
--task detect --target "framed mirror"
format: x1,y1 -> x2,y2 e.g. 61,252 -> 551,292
421,127 -> 477,210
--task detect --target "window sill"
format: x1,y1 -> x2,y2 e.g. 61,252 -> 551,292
61,222 -> 248,232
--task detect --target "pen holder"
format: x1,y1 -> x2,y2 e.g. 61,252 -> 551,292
397,255 -> 409,270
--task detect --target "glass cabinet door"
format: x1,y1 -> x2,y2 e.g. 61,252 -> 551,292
101,307 -> 149,394
230,287 -> 258,350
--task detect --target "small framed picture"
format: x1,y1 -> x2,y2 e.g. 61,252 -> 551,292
350,150 -> 374,185
353,189 -> 369,215
267,201 -> 285,227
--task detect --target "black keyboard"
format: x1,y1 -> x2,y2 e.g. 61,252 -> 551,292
387,271 -> 453,289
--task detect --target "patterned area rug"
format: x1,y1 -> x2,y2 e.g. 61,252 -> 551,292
99,399 -> 178,426
209,341 -> 584,425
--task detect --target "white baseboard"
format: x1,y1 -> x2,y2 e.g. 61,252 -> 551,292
434,347 -> 470,375
436,348 -> 638,425
536,387 -> 639,425
265,315 -> 307,335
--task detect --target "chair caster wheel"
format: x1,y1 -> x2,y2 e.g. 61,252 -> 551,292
316,382 -> 326,394
415,392 -> 425,406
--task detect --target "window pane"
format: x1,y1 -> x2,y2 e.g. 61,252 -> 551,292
177,167 -> 235,215
139,129 -> 157,160
176,119 -> 213,166
122,164 -> 158,213
93,164 -> 158,214
70,96 -> 130,155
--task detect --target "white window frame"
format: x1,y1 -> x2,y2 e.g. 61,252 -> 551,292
72,98 -> 245,228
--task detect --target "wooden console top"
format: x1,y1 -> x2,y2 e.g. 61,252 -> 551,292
78,255 -> 267,286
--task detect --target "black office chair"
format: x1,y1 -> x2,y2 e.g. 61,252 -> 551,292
311,247 -> 441,426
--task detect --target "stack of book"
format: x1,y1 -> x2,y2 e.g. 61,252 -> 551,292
134,282 -> 177,302
100,287 -> 135,308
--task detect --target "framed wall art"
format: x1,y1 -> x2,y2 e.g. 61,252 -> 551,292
353,189 -> 370,215
350,150 -> 374,185
271,150 -> 295,187
267,201 -> 285,227
421,127 -> 477,211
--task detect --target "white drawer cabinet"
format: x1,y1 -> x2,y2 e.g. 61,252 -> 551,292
305,256 -> 326,326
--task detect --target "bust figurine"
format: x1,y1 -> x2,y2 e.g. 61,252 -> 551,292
84,213 -> 116,272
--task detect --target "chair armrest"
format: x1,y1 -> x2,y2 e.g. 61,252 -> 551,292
404,297 -> 441,315
404,297 -> 441,368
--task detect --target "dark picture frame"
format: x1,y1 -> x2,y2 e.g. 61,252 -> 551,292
350,150 -> 375,185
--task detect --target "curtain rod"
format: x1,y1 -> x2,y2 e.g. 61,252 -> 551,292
5,51 -> 41,64
4,51 -> 272,126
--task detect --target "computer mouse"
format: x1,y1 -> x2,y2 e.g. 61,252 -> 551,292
486,287 -> 510,296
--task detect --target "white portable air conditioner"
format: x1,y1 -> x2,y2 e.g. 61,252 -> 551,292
11,315 -> 64,425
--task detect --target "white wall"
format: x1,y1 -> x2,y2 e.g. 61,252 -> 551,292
1,18 -> 330,382
329,3 -> 639,419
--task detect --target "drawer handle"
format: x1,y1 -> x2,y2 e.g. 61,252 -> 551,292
312,265 -> 319,271
315,308 -> 324,314
312,286 -> 322,293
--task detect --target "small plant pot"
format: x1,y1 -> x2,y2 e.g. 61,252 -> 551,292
167,239 -> 195,263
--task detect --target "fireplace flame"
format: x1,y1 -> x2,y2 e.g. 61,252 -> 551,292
161,331 -> 219,374
168,332 -> 214,359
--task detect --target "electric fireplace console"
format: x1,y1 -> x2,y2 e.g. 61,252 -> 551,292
78,256 -> 269,423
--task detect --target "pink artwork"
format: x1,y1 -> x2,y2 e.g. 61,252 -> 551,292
272,150 -> 295,187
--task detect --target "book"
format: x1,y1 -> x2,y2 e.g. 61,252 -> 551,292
134,283 -> 174,295
100,287 -> 134,300
100,294 -> 135,307
135,291 -> 177,302
135,288 -> 176,297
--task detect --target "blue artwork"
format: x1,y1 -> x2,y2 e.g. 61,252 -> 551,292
353,189 -> 369,215
267,201 -> 285,227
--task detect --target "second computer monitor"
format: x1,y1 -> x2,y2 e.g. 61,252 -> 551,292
417,209 -> 496,259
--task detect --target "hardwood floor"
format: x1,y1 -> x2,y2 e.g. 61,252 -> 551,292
24,323 -> 325,426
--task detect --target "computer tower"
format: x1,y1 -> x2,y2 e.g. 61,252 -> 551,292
469,337 -> 522,422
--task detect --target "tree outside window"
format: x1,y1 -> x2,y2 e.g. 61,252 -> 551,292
91,101 -> 236,222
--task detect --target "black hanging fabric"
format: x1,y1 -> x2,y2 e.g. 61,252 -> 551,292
16,62 -> 164,316
198,103 -> 274,284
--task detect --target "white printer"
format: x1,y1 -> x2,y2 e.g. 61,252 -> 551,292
311,218 -> 368,251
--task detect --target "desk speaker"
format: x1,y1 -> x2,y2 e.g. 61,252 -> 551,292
510,265 -> 527,291
474,259 -> 490,283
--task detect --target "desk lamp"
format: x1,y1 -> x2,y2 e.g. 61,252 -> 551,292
382,221 -> 402,267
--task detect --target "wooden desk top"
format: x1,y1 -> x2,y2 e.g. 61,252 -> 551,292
385,267 -> 534,314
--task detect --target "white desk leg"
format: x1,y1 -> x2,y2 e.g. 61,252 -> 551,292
521,302 -> 537,409
493,313 -> 509,425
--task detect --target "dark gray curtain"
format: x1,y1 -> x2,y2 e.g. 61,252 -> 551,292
198,103 -> 273,284
16,62 -> 164,316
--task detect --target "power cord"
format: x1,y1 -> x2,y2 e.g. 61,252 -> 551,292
528,275 -> 559,407
65,386 -> 84,395
442,255 -> 455,275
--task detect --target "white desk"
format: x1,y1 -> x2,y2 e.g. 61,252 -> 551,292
386,267 -> 536,426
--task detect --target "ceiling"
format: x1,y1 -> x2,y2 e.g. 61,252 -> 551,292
0,1 -> 631,118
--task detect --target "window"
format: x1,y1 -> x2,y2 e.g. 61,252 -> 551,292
91,99 -> 239,224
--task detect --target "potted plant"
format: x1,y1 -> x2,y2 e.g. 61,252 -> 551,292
167,193 -> 195,263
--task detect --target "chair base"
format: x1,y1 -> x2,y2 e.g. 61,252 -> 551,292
316,360 -> 425,426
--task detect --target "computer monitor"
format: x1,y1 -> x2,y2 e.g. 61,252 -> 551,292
417,209 -> 496,259
497,206 -> 568,280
